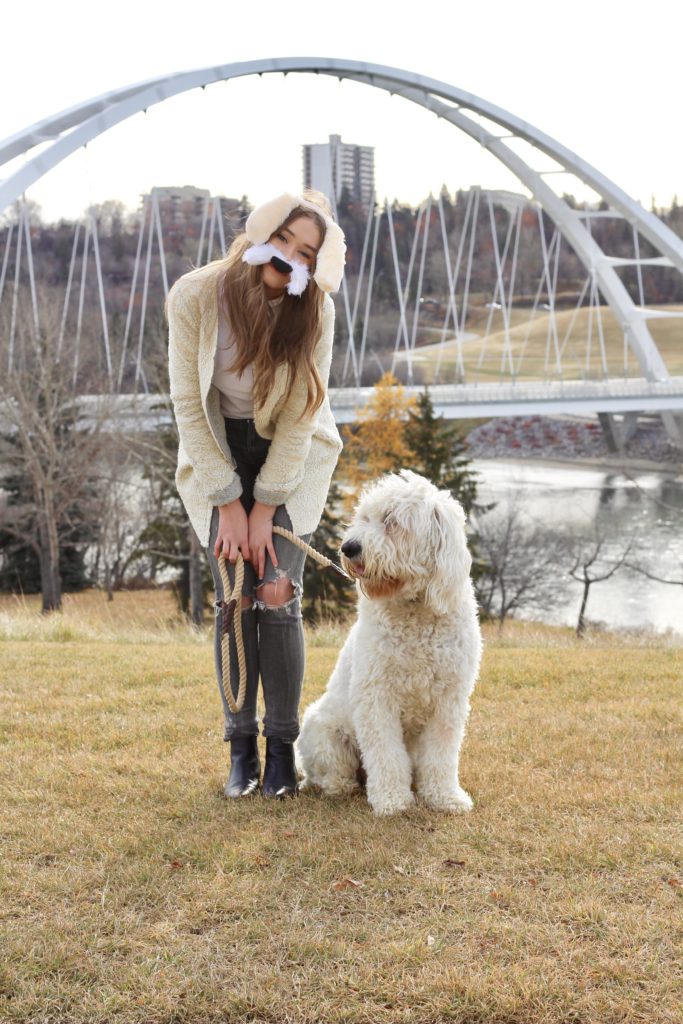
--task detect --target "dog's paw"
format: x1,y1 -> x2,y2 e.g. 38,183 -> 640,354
420,786 -> 473,814
369,790 -> 416,817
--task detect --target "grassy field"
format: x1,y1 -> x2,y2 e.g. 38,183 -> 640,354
403,304 -> 683,383
1,591 -> 681,1023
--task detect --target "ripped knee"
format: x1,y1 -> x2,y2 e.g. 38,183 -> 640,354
255,576 -> 296,608
253,573 -> 301,610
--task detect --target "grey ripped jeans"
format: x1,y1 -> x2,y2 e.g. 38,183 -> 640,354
206,417 -> 311,743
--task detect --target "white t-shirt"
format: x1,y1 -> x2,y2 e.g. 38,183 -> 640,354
212,293 -> 284,419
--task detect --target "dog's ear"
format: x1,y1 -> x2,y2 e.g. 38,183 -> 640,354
425,496 -> 472,615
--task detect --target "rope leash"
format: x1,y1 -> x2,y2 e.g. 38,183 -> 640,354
217,525 -> 352,713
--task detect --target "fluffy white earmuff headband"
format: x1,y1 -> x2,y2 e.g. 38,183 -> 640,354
245,192 -> 346,294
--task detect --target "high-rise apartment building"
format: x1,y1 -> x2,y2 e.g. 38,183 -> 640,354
302,134 -> 375,209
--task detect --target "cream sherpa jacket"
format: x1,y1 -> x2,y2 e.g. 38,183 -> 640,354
167,261 -> 343,549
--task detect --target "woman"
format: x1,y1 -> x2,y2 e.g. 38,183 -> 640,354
166,190 -> 345,799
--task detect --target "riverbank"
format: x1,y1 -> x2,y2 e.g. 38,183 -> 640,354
466,413 -> 683,470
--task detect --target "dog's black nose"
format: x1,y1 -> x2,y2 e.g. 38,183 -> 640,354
341,539 -> 362,558
270,255 -> 292,274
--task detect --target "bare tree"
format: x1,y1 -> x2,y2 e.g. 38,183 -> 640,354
0,288 -> 112,611
568,530 -> 636,637
121,382 -> 208,626
473,499 -> 569,626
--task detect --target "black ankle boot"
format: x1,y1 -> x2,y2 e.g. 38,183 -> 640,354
224,735 -> 260,798
262,738 -> 298,799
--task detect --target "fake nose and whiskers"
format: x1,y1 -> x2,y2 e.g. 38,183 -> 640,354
270,255 -> 293,275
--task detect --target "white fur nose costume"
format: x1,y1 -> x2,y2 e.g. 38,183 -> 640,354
242,241 -> 311,296
241,192 -> 347,295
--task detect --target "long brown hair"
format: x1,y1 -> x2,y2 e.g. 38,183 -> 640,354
219,198 -> 330,420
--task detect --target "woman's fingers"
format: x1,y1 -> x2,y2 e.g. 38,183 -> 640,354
267,537 -> 278,571
214,533 -> 250,564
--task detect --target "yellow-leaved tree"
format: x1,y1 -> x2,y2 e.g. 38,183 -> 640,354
340,371 -> 417,514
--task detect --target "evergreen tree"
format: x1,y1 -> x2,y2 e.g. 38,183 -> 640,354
0,461 -> 95,594
402,390 -> 491,599
403,390 -> 478,513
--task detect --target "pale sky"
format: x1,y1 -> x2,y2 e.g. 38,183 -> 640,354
2,0 -> 682,223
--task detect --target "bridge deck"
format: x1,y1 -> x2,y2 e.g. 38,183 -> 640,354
329,377 -> 683,421
39,378 -> 683,435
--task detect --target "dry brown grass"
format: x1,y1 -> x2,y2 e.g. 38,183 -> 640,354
1,593 -> 681,1023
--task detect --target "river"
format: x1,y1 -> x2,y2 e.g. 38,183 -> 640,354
472,459 -> 683,637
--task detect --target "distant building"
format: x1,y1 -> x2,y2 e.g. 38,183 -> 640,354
144,186 -> 243,248
302,134 -> 375,209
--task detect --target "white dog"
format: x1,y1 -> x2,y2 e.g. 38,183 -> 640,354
296,470 -> 482,816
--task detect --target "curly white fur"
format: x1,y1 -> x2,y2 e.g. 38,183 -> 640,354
296,470 -> 483,817
242,241 -> 311,296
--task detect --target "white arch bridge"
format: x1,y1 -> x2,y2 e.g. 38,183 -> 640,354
1,57 -> 683,444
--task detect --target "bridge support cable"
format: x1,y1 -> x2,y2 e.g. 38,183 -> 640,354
438,188 -> 464,380
410,192 -> 432,371
89,207 -> 113,383
22,198 -> 40,341
118,196 -> 148,389
515,228 -> 559,380
215,197 -> 227,257
390,198 -> 425,381
536,208 -> 562,381
196,195 -> 210,266
58,221 -> 81,359
327,185 -> 359,387
151,191 -> 169,297
350,193 -> 376,362
436,187 -> 474,384
73,220 -> 91,388
8,203 -> 24,371
205,195 -> 218,264
135,198 -> 156,393
443,184 -> 481,385
386,198 -> 415,383
632,225 -> 646,309
591,275 -> 609,380
504,205 -> 523,380
477,197 -> 516,377
0,221 -> 14,309
357,202 -> 381,386
557,274 -> 591,372
341,191 -> 376,386
483,194 -> 519,381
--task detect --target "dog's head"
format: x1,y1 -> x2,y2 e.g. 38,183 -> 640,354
340,470 -> 472,615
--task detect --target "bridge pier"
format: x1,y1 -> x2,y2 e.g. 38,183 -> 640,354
598,412 -> 639,452
661,412 -> 683,449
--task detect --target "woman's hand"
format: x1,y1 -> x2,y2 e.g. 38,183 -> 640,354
248,502 -> 278,579
214,500 -> 250,565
